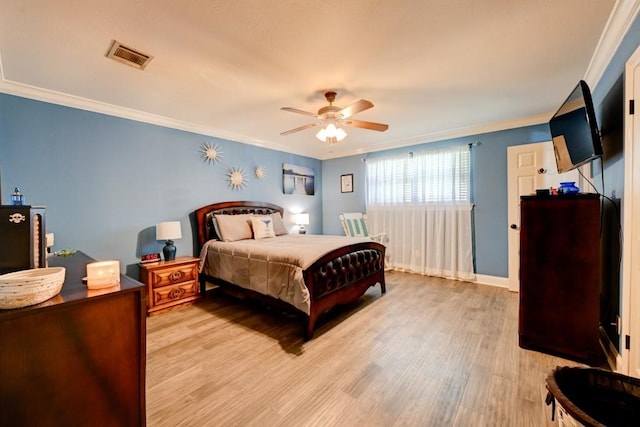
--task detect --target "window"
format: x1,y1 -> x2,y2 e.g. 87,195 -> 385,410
364,144 -> 475,280
366,145 -> 470,205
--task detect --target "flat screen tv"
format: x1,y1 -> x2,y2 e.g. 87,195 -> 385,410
549,80 -> 603,173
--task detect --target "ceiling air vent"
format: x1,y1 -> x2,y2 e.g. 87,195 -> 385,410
106,40 -> 153,70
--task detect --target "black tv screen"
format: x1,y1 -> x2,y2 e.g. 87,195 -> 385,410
549,80 -> 603,173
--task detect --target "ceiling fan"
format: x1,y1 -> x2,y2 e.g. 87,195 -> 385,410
280,91 -> 389,144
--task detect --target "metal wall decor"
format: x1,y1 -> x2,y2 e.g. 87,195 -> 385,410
227,167 -> 247,190
255,165 -> 267,180
200,142 -> 223,164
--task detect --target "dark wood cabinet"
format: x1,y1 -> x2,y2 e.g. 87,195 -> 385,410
0,205 -> 46,274
0,251 -> 147,426
518,194 -> 601,365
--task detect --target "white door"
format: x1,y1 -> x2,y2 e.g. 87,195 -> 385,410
507,142 -> 586,292
621,44 -> 640,377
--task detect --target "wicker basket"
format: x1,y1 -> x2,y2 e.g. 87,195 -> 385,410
546,366 -> 640,426
0,267 -> 66,309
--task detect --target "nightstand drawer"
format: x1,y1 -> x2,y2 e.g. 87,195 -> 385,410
149,264 -> 197,288
152,281 -> 198,307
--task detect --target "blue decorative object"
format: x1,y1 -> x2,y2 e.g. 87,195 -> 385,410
10,187 -> 24,205
559,182 -> 580,194
162,241 -> 177,261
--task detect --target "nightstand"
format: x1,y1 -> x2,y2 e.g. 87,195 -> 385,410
139,256 -> 200,316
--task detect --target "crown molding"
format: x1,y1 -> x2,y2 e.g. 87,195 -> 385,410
0,53 -> 313,159
317,112 -> 552,160
584,0 -> 640,86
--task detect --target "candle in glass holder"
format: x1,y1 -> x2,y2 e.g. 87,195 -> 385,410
86,260 -> 120,289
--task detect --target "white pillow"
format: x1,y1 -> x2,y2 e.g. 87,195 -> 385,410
211,216 -> 222,240
270,212 -> 288,236
251,217 -> 276,240
215,214 -> 253,242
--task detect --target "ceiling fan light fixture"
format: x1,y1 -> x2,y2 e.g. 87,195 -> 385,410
282,91 -> 387,144
316,124 -> 347,143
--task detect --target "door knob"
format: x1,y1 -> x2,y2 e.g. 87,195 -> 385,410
510,224 -> 518,230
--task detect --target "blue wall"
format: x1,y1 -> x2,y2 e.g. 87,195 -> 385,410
321,154 -> 368,235
0,95 -> 322,277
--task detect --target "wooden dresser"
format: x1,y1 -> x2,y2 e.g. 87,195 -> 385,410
518,194 -> 602,365
138,256 -> 200,315
0,251 -> 147,426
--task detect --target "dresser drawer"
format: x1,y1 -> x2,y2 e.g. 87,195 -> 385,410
152,281 -> 198,308
149,264 -> 197,288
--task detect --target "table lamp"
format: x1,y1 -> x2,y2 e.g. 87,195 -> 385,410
295,213 -> 309,234
156,221 -> 182,261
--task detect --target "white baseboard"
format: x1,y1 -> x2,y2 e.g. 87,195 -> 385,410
473,274 -> 510,290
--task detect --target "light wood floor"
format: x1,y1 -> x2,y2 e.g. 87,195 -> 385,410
146,271 -> 582,426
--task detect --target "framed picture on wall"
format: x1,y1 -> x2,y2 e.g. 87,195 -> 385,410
341,174 -> 354,193
283,163 -> 315,195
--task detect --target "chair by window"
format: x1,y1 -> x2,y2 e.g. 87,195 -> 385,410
339,212 -> 388,246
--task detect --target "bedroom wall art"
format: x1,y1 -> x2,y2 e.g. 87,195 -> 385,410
255,165 -> 267,180
340,174 -> 353,193
200,141 -> 223,164
227,167 -> 247,190
283,163 -> 315,195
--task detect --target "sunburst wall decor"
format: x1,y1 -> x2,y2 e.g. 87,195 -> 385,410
255,165 -> 267,180
200,141 -> 223,164
227,167 -> 247,190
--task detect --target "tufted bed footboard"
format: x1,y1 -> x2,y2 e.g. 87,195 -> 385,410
303,242 -> 385,339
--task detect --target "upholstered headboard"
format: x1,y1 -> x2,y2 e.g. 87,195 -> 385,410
193,201 -> 284,250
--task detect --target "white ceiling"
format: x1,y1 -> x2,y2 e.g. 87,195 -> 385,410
0,0 -> 628,160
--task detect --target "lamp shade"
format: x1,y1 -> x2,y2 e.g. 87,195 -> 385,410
156,221 -> 182,241
316,124 -> 346,143
295,213 -> 310,226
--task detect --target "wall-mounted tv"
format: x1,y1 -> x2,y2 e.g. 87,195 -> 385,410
549,80 -> 603,173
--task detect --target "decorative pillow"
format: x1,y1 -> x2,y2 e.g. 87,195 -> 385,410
270,212 -> 288,236
214,214 -> 253,242
251,217 -> 276,240
211,216 -> 222,240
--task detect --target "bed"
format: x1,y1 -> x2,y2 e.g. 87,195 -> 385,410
194,201 -> 386,340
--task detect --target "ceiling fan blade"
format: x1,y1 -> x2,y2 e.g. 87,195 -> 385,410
338,99 -> 374,119
280,107 -> 318,118
342,119 -> 389,132
280,122 -> 321,135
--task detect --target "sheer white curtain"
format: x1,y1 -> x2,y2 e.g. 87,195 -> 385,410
366,145 -> 475,280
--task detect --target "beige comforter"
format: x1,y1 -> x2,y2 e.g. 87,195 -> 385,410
199,234 -> 372,315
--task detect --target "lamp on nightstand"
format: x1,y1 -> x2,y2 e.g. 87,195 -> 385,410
156,221 -> 182,261
295,213 -> 309,234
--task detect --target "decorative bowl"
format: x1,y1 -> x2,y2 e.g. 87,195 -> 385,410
0,267 -> 66,309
